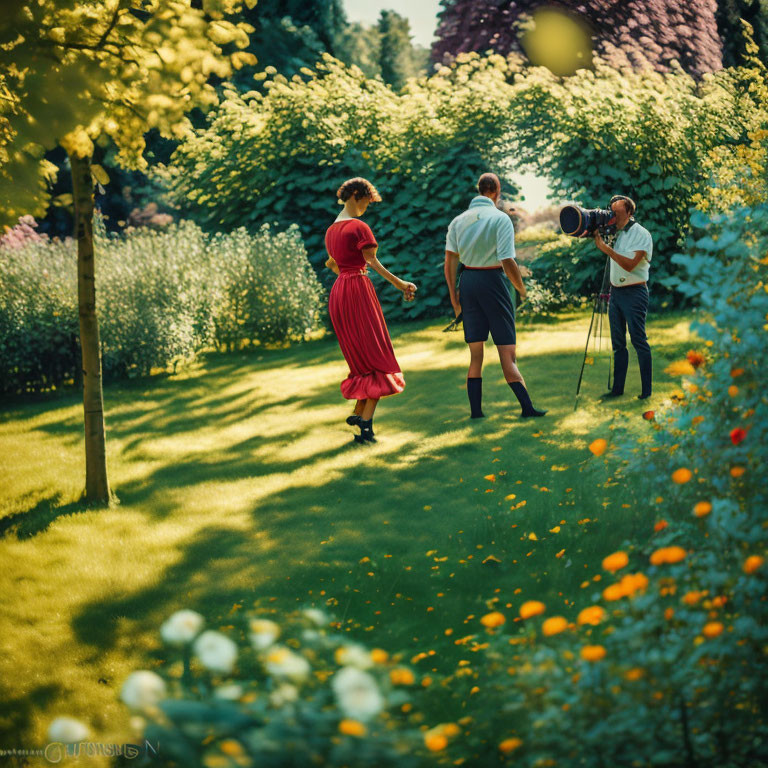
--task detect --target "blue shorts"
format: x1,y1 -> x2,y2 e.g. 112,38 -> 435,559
458,267 -> 516,345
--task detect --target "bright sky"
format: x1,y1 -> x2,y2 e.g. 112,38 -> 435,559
342,0 -> 554,211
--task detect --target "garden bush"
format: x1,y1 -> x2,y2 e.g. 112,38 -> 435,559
0,215 -> 324,394
405,202 -> 768,766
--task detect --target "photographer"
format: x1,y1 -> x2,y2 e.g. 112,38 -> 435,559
594,195 -> 653,401
444,173 -> 546,419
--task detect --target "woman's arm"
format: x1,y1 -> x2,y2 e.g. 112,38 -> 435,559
325,251 -> 340,275
362,246 -> 416,297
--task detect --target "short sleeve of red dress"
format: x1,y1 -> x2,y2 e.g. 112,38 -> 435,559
354,220 -> 377,251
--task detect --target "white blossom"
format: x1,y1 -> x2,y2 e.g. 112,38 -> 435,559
120,671 -> 167,711
248,618 -> 280,650
193,631 -> 238,675
160,610 -> 204,645
213,684 -> 243,701
47,717 -> 90,743
331,667 -> 384,721
269,683 -> 299,707
264,645 -> 311,683
302,608 -> 328,626
334,643 -> 374,669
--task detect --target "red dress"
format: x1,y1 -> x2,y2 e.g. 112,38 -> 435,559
325,218 -> 405,400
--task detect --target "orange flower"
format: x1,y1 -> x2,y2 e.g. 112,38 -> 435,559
702,621 -> 724,639
484,474 -> 496,482
743,555 -> 764,574
654,520 -> 668,532
542,616 -> 569,636
686,350 -> 705,368
650,546 -> 687,565
730,367 -> 745,377
519,600 -> 546,619
577,605 -> 605,626
666,360 -> 696,376
671,468 -> 692,484
730,466 -> 746,478
602,551 -> 629,573
499,737 -> 523,753
664,607 -> 675,620
728,385 -> 739,397
424,733 -> 448,752
642,410 -> 655,421
602,572 -> 649,601
625,667 -> 645,681
220,740 -> 244,756
693,501 -> 712,518
371,648 -> 388,664
339,719 -> 367,737
589,438 -> 608,456
682,590 -> 706,606
580,644 -> 606,662
480,611 -> 506,629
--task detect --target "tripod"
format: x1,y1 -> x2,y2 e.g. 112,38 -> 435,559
574,254 -> 613,407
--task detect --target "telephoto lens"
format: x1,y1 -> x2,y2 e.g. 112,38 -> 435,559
560,205 -> 616,237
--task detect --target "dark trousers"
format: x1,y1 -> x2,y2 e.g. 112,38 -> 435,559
608,283 -> 652,396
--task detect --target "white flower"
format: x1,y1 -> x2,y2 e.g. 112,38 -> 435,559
193,631 -> 238,675
331,667 -> 384,721
120,671 -> 167,711
47,717 -> 90,743
334,643 -> 373,669
248,618 -> 280,650
213,684 -> 243,701
263,645 -> 311,683
269,683 -> 299,708
160,610 -> 204,645
303,608 -> 328,626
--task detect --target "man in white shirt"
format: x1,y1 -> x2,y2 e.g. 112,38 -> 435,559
594,195 -> 653,400
444,172 -> 546,419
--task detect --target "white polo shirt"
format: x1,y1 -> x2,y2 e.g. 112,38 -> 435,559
611,221 -> 653,287
446,196 -> 516,267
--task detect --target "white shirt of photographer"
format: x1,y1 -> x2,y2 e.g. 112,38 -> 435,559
610,222 -> 653,287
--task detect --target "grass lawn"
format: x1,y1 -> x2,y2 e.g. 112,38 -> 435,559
0,310 -> 693,762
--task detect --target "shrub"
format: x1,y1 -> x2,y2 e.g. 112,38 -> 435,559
109,608 -> 426,767
0,216 -> 324,394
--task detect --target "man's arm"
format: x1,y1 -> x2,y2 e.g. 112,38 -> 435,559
501,257 -> 526,299
444,250 -> 461,316
595,233 -> 646,272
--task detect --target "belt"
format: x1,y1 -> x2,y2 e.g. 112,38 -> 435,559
611,281 -> 647,288
463,265 -> 502,271
338,268 -> 368,277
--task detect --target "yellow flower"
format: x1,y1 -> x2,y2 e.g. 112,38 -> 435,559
499,737 -> 523,753
671,468 -> 692,484
370,648 -> 389,664
580,644 -> 606,662
602,551 -> 629,573
743,555 -> 764,574
542,616 -> 568,636
519,600 -> 546,619
702,621 -> 724,638
339,719 -> 367,737
480,611 -> 506,628
693,501 -> 712,517
589,438 -> 607,456
220,740 -> 244,756
577,605 -> 605,626
389,667 -> 415,685
424,732 -> 448,752
665,360 -> 696,376
650,546 -> 687,565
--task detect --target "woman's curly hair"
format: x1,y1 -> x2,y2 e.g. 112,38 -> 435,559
336,177 -> 382,203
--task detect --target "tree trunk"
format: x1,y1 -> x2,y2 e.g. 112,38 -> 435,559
69,152 -> 110,505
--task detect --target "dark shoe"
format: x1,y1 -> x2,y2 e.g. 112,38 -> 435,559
346,414 -> 362,427
637,392 -> 652,401
470,412 -> 485,419
521,408 -> 547,418
354,432 -> 377,444
600,391 -> 624,401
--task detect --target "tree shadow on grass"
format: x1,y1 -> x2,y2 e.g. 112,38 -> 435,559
0,495 -> 89,540
0,682 -> 64,747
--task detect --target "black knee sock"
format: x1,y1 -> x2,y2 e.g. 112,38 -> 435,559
467,377 -> 484,418
509,381 -> 547,417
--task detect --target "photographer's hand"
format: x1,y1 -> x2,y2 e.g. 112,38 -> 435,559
594,231 -> 607,253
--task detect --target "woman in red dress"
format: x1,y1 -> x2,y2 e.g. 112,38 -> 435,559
325,178 -> 417,444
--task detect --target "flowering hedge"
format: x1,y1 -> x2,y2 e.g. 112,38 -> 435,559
0,215 -> 323,394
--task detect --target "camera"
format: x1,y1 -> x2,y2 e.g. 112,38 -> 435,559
559,205 -> 618,238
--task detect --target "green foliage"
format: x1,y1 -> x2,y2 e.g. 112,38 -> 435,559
158,53 -> 520,322
0,216 -> 323,393
377,10 -> 424,91
416,203 -> 768,766
117,609 -> 424,768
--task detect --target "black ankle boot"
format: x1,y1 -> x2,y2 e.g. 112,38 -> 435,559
354,418 -> 377,444
509,381 -> 547,417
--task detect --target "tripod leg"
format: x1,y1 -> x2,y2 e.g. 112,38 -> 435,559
575,295 -> 599,397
